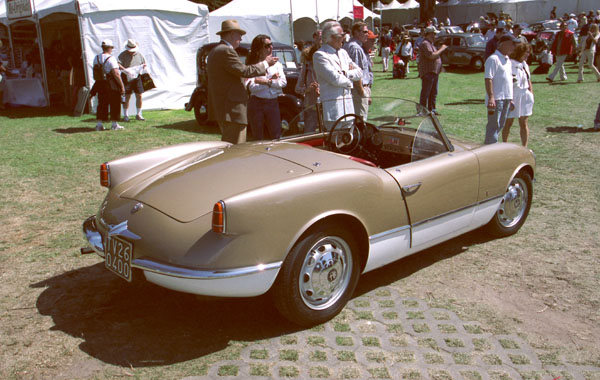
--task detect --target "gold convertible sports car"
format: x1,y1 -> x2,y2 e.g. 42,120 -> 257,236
82,97 -> 535,326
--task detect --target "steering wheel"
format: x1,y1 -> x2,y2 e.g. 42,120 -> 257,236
326,113 -> 366,155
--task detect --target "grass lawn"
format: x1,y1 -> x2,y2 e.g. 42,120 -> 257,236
0,59 -> 599,379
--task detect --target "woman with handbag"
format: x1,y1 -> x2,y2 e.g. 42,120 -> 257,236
93,39 -> 125,131
295,32 -> 321,133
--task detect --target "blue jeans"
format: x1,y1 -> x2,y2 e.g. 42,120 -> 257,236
485,99 -> 511,144
248,96 -> 281,140
420,72 -> 439,112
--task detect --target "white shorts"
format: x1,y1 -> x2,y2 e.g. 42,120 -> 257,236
508,88 -> 534,118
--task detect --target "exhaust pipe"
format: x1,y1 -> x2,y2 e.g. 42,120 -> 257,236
80,247 -> 94,255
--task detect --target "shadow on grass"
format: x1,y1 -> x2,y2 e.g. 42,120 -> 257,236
546,126 -> 599,133
54,127 -> 97,134
0,105 -> 76,119
441,66 -> 482,75
31,228 -> 493,367
155,119 -> 221,136
444,98 -> 484,106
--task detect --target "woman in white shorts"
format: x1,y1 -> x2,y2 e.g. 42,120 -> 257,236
502,42 -> 534,147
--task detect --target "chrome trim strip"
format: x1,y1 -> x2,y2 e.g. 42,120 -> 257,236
132,259 -> 283,280
412,195 -> 503,228
369,225 -> 410,242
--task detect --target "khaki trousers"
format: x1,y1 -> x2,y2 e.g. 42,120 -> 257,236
219,120 -> 247,144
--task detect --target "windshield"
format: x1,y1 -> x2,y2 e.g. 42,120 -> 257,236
280,97 -> 451,167
466,35 -> 486,47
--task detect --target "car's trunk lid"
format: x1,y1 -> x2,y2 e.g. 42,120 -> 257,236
118,145 -> 312,222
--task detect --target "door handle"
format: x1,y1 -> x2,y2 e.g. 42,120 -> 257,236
402,182 -> 422,196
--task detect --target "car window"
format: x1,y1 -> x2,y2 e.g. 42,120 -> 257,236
459,38 -> 467,47
451,37 -> 461,46
273,50 -> 297,69
466,34 -> 485,47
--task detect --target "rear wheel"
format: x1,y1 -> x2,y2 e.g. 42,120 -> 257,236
273,224 -> 360,326
194,96 -> 208,126
485,171 -> 532,237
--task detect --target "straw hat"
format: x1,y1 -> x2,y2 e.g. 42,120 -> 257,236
125,39 -> 138,53
216,19 -> 246,36
101,39 -> 114,48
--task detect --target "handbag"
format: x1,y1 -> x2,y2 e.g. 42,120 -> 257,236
140,72 -> 156,92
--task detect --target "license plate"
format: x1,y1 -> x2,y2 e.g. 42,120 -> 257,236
105,235 -> 132,282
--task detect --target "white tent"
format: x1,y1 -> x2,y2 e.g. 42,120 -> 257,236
1,0 -> 208,110
209,0 -> 381,45
435,0 -> 598,25
379,0 -> 420,25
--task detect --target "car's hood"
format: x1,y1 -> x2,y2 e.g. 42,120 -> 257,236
118,144 -> 313,222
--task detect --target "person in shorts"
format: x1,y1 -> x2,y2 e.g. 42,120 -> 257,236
118,39 -> 146,121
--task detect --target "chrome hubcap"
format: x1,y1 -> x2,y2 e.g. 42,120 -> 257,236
299,236 -> 352,310
498,177 -> 528,228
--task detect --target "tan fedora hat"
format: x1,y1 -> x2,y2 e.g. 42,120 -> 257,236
217,19 -> 246,36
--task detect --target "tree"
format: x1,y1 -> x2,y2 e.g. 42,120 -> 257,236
417,0 -> 436,24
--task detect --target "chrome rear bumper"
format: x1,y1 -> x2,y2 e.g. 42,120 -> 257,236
82,215 -> 282,297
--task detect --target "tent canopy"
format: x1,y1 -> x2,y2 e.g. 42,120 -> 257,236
209,0 -> 380,45
1,0 -> 208,110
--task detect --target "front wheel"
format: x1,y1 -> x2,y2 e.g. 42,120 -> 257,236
485,171 -> 532,237
471,56 -> 484,71
273,224 -> 361,326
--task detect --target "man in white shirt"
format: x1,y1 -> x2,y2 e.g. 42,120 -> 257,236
566,14 -> 578,32
313,21 -> 363,130
484,34 -> 519,144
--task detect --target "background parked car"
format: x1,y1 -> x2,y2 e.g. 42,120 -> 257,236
436,33 -> 486,71
185,42 -> 303,135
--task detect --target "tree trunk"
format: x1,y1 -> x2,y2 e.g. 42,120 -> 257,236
417,0 -> 436,24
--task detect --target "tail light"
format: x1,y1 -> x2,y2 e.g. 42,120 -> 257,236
100,162 -> 110,188
212,201 -> 226,234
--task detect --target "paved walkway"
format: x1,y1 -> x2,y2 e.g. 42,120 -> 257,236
183,287 -> 599,380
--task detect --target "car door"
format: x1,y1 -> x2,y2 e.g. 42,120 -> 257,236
384,117 -> 479,249
451,37 -> 471,66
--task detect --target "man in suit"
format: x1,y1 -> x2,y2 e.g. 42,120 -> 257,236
207,19 -> 278,144
313,21 -> 362,130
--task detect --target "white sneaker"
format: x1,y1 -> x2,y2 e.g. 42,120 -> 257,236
136,115 -> 145,121
111,124 -> 125,130
123,116 -> 130,122
95,124 -> 104,131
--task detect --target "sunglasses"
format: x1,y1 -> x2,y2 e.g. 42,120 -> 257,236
264,43 -> 273,48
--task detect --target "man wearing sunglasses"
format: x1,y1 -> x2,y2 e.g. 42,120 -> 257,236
343,22 -> 373,121
313,21 -> 363,130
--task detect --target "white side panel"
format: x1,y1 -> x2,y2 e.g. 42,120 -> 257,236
364,227 -> 411,273
412,206 -> 474,248
472,197 -> 502,226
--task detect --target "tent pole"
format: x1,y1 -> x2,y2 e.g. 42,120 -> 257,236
32,1 -> 50,107
315,0 -> 319,28
75,1 -> 90,92
289,0 -> 294,46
